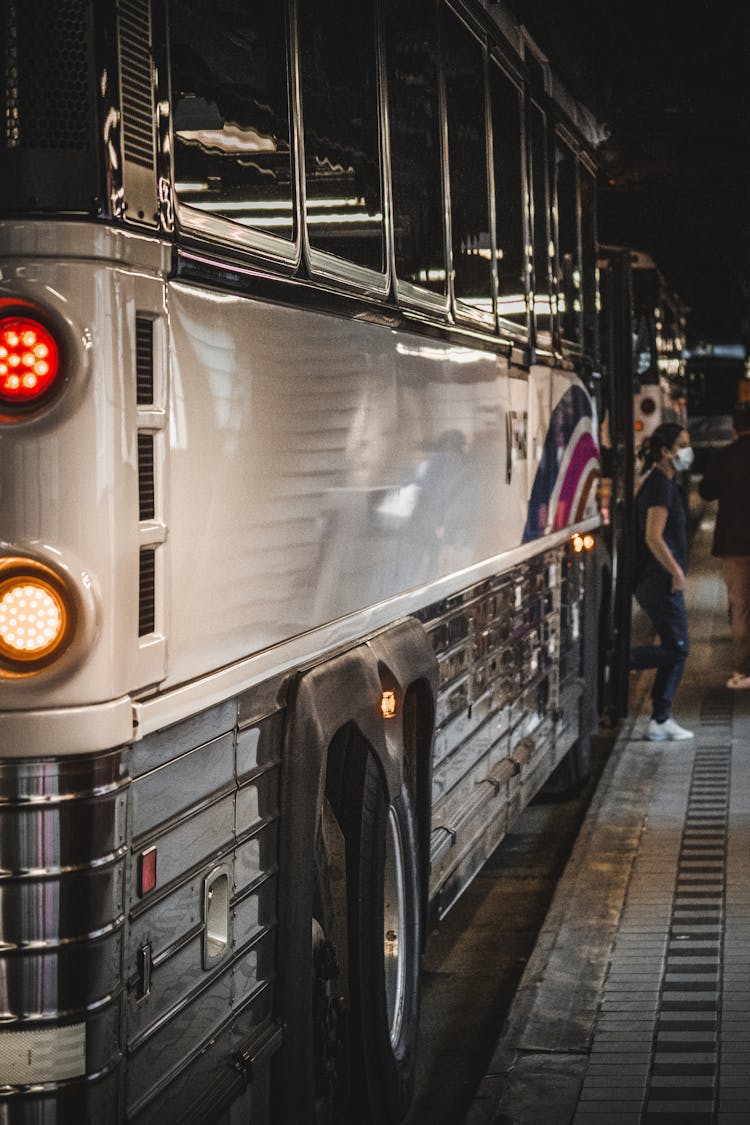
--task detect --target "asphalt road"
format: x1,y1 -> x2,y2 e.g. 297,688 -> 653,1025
404,728 -> 617,1125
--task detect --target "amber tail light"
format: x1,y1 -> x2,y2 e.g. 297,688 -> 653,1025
0,557 -> 76,674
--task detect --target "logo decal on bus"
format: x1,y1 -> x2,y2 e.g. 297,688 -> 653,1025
523,385 -> 600,542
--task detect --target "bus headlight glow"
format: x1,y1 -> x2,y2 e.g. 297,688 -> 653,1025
571,532 -> 596,554
0,559 -> 75,672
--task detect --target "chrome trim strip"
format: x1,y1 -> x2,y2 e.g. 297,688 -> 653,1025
0,1055 -> 121,1096
0,847 -> 128,878
0,990 -> 123,1026
0,915 -> 125,952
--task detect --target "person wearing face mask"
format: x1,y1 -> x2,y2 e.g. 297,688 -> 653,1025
698,402 -> 750,689
630,422 -> 695,741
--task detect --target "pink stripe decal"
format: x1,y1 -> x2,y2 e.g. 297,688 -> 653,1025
553,432 -> 599,530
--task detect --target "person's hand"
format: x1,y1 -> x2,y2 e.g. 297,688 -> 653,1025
671,566 -> 686,593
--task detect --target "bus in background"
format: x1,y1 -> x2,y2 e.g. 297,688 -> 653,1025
596,246 -> 690,718
627,248 -> 688,452
686,342 -> 749,473
0,3 -> 611,1123
599,247 -> 687,455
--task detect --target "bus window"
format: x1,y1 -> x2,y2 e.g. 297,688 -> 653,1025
490,59 -> 527,330
443,7 -> 493,324
384,0 -> 447,300
298,0 -> 385,274
529,102 -> 552,341
580,161 -> 598,360
169,1 -> 295,250
555,134 -> 582,345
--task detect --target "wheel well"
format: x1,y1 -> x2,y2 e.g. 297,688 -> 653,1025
402,679 -> 434,951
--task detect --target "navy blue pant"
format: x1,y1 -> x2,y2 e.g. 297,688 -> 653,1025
630,570 -> 690,722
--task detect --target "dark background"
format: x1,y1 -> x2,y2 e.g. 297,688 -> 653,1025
504,1 -> 750,347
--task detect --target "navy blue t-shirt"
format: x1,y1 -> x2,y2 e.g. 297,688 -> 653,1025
635,468 -> 687,578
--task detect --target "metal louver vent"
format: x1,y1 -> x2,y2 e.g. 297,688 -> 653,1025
136,317 -> 154,404
2,0 -> 93,152
138,433 -> 155,521
118,0 -> 155,171
139,549 -> 156,636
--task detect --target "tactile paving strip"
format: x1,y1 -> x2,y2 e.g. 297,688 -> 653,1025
643,742 -> 729,1122
574,692 -> 735,1125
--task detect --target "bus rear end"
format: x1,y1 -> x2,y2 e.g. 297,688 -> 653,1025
0,5 -> 282,1122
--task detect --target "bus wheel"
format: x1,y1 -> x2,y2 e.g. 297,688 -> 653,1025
311,918 -> 346,1124
312,808 -> 348,1125
337,752 -> 422,1125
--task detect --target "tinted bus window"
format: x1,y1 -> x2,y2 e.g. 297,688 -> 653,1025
443,8 -> 493,319
529,102 -> 551,336
298,0 -> 385,273
384,0 -> 446,296
490,61 -> 526,328
170,1 -> 294,243
555,136 -> 581,343
580,162 -> 598,358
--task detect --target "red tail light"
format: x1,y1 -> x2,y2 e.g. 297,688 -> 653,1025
0,314 -> 61,410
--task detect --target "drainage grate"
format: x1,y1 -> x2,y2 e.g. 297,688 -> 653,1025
699,689 -> 733,725
642,745 -> 730,1123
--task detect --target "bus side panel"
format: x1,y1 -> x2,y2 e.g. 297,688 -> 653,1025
123,700 -> 283,1125
163,280 -> 530,689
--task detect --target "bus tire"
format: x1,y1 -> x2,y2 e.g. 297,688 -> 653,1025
338,752 -> 421,1125
312,816 -> 349,1125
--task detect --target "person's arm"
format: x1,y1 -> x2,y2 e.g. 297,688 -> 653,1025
645,505 -> 686,592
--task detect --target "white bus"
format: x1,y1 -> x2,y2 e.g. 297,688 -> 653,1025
0,2 -> 609,1122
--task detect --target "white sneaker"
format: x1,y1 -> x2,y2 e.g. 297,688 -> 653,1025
646,717 -> 694,742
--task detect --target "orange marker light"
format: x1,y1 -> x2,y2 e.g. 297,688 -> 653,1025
0,558 -> 74,673
380,690 -> 397,719
0,315 -> 60,408
571,532 -> 596,554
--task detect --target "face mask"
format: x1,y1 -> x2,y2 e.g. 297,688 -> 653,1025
672,446 -> 694,471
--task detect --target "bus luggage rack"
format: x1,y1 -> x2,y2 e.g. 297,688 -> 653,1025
425,545 -> 585,917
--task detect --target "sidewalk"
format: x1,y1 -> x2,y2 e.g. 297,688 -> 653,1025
465,517 -> 750,1124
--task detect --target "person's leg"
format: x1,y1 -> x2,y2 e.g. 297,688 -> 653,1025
631,573 -> 675,673
648,590 -> 689,721
632,575 -> 688,721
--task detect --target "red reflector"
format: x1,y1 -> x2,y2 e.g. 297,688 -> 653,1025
138,847 -> 157,896
0,315 -> 60,407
